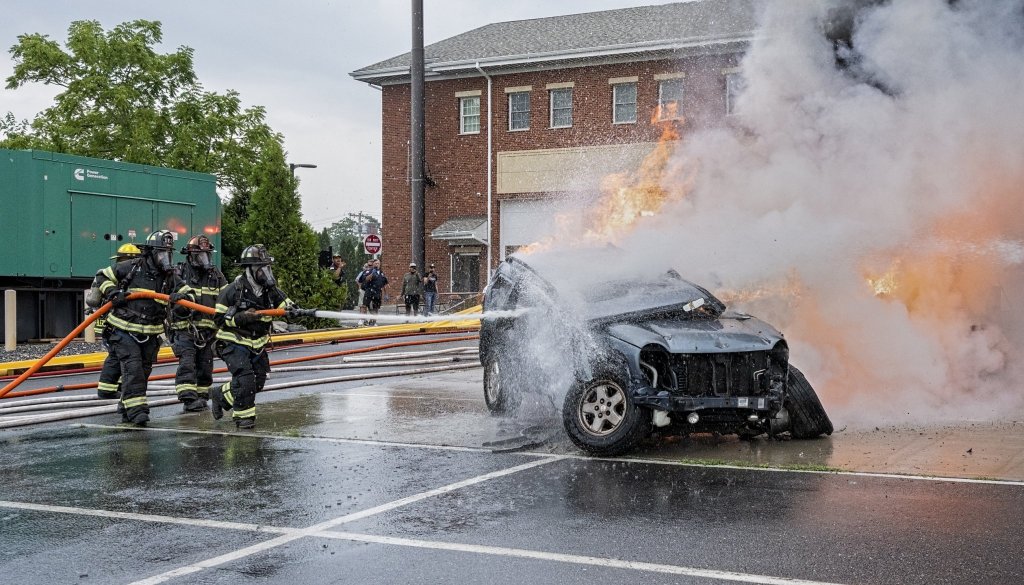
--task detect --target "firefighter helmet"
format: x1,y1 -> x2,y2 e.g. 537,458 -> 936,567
180,234 -> 215,255
238,244 -> 274,266
110,243 -> 142,260
142,230 -> 176,250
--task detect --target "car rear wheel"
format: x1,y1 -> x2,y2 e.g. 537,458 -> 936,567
786,366 -> 833,439
562,370 -> 651,456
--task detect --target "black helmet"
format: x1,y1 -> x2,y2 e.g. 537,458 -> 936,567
238,244 -> 274,266
181,234 -> 215,254
142,230 -> 176,251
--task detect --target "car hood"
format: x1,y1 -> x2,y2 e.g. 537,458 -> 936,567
603,312 -> 784,353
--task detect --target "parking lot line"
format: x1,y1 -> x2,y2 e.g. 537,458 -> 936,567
0,498 -> 843,585
79,423 -> 1024,486
128,456 -> 563,585
79,423 -> 504,455
324,391 -> 484,401
0,499 -> 294,534
317,531 -> 848,585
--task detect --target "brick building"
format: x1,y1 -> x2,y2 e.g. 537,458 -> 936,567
351,0 -> 757,294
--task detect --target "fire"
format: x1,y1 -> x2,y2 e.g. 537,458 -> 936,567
519,110 -> 692,254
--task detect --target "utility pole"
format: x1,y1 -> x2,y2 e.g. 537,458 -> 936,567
410,0 -> 426,270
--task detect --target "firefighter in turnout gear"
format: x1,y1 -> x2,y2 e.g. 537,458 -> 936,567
210,244 -> 295,429
85,243 -> 142,399
169,235 -> 227,412
94,231 -> 194,425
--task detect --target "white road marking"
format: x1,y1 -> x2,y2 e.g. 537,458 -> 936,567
324,391 -> 484,402
316,531 -> 848,585
0,500 -> 293,534
78,423 -> 1024,486
128,456 -> 562,585
0,498 -> 846,584
79,423 -> 507,455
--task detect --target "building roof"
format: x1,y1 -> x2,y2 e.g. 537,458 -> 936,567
351,0 -> 759,84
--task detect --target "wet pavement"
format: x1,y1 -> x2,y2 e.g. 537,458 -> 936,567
1,334 -> 1023,584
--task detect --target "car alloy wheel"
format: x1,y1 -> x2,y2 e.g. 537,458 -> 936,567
485,359 -> 501,405
576,381 -> 626,436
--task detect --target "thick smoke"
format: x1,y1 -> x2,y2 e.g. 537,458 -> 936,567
615,0 -> 1024,425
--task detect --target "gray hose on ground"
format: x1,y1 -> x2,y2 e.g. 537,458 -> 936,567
0,363 -> 481,429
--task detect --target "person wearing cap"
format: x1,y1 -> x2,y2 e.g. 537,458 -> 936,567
401,262 -> 424,317
330,254 -> 346,286
358,258 -> 388,325
422,263 -> 438,316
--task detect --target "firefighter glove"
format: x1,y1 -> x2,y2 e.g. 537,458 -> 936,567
168,292 -> 188,305
108,291 -> 129,309
233,309 -> 260,326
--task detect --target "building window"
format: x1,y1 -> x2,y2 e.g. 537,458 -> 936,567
549,88 -> 573,128
658,79 -> 684,120
725,73 -> 746,115
508,92 -> 530,131
451,252 -> 480,293
460,96 -> 480,134
613,83 -> 637,124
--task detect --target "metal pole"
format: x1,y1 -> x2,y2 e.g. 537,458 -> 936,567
4,290 -> 15,350
475,62 -> 494,286
410,0 -> 426,270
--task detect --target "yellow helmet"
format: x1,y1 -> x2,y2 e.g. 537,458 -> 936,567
110,243 -> 142,260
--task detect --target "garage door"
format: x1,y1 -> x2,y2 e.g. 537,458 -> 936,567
498,199 -> 560,259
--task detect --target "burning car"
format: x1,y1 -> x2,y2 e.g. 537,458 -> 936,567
480,254 -> 833,456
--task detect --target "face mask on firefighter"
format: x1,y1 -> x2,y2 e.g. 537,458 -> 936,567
190,251 -> 211,269
249,265 -> 275,287
154,250 -> 174,272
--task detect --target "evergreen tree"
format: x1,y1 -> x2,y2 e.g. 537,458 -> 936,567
245,140 -> 344,319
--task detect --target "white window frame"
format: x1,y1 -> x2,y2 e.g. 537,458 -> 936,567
612,82 -> 637,124
657,79 -> 684,120
549,88 -> 573,129
460,96 -> 480,134
508,91 -> 530,131
725,72 -> 745,116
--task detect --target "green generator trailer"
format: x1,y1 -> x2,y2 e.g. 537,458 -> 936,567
0,149 -> 220,341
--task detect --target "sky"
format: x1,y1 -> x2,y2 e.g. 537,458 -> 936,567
0,0 -> 681,230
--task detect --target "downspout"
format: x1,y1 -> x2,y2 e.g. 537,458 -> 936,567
475,61 -> 493,286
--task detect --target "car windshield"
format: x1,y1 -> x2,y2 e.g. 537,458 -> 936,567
579,275 -> 725,321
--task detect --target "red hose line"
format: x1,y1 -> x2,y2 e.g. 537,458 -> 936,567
0,292 -> 283,399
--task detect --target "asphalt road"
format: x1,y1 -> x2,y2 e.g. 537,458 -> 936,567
1,333 -> 1022,584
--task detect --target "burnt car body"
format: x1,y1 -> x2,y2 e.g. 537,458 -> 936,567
480,255 -> 833,456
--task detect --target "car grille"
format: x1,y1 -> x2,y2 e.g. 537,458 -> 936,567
670,351 -> 772,397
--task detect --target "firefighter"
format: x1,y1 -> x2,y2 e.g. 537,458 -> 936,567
168,234 -> 227,412
210,244 -> 295,429
85,243 -> 142,400
95,230 -> 194,425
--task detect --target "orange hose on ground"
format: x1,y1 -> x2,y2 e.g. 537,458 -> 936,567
1,333 -> 479,400
0,292 -> 282,399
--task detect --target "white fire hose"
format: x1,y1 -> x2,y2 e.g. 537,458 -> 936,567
0,362 -> 480,429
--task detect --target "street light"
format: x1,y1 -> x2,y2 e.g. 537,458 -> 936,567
289,162 -> 317,178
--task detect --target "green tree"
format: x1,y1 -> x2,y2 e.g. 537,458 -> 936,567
245,140 -> 345,320
1,19 -> 276,262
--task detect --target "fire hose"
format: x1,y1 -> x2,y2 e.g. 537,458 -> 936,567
0,290 -> 481,400
0,362 -> 481,429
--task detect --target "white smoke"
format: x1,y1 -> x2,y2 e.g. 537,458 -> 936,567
617,0 -> 1024,425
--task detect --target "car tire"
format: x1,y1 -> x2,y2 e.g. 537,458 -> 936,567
786,366 -> 834,439
562,368 -> 651,456
483,354 -> 514,414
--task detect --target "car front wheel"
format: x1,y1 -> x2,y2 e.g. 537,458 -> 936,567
786,365 -> 834,439
562,370 -> 651,456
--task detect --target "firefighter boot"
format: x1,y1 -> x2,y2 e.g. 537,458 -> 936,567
210,383 -> 230,421
182,397 -> 208,412
235,417 -> 256,430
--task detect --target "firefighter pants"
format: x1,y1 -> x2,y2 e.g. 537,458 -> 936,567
107,328 -> 161,422
215,341 -> 270,422
96,329 -> 122,399
171,330 -> 216,402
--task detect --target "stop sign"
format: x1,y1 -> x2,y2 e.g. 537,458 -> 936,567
363,234 -> 382,255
